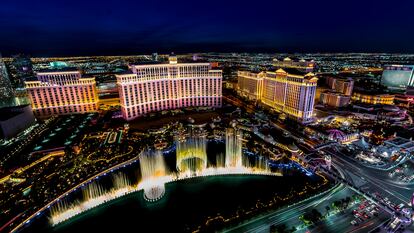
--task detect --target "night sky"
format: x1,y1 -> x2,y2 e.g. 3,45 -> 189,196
1,0 -> 414,56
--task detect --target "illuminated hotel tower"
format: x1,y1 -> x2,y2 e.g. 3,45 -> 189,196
25,70 -> 98,117
238,69 -> 318,123
116,55 -> 222,120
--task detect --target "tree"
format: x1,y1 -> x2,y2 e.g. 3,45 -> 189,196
270,224 -> 277,233
276,224 -> 287,233
325,206 -> 331,215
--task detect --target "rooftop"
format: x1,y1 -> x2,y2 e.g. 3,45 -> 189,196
36,67 -> 80,74
0,104 -> 31,121
387,137 -> 411,146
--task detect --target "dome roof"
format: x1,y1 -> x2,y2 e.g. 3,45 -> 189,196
288,143 -> 299,152
327,129 -> 346,140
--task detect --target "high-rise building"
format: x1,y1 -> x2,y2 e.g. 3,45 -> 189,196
11,54 -> 33,87
334,78 -> 354,96
25,69 -> 98,117
237,69 -> 318,123
0,54 -> 14,101
320,91 -> 350,107
237,71 -> 263,100
381,65 -> 414,91
116,55 -> 222,120
326,77 -> 354,96
273,57 -> 316,72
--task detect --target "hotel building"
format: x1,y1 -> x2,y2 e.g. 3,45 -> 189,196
237,69 -> 318,123
116,56 -> 222,120
320,91 -> 350,107
326,77 -> 354,96
25,70 -> 98,117
237,71 -> 263,100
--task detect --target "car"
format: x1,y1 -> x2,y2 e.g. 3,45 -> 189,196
396,203 -> 405,210
351,220 -> 359,226
363,213 -> 371,219
356,217 -> 364,223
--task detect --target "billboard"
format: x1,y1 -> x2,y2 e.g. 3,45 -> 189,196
381,65 -> 414,91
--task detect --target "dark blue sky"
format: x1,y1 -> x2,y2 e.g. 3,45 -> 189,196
1,0 -> 413,56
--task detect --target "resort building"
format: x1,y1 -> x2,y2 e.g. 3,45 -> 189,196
351,92 -> 394,105
325,77 -> 354,96
116,55 -> 222,120
237,71 -> 263,100
25,69 -> 98,117
237,69 -> 318,123
320,91 -> 351,107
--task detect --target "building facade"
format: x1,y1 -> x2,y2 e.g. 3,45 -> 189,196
351,92 -> 394,105
237,69 -> 318,123
116,56 -> 222,121
394,94 -> 414,108
25,70 -> 98,117
326,77 -> 354,96
237,71 -> 263,100
333,78 -> 354,96
320,91 -> 350,107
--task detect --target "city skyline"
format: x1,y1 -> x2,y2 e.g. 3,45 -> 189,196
1,0 -> 414,56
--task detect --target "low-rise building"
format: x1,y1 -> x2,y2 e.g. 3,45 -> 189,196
352,92 -> 394,105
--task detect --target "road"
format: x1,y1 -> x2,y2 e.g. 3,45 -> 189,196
323,147 -> 414,207
223,184 -> 388,233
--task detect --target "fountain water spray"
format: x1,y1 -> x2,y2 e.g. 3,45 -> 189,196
176,135 -> 207,173
50,172 -> 134,226
225,128 -> 243,168
49,128 -> 278,226
138,150 -> 168,202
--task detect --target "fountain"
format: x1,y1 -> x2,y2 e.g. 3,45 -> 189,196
47,128 -> 278,227
225,128 -> 243,168
138,150 -> 168,202
50,172 -> 134,226
176,136 -> 207,173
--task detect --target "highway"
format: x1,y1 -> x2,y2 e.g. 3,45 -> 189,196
323,147 -> 414,207
223,184 -> 388,233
